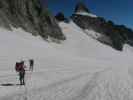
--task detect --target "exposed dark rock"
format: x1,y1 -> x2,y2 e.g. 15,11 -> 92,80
0,0 -> 65,40
55,12 -> 65,21
75,2 -> 90,13
71,2 -> 133,51
55,12 -> 69,23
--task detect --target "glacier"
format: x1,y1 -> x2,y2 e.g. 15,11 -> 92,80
0,21 -> 133,100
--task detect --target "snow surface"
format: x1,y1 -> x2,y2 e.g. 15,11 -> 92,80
0,21 -> 133,100
75,12 -> 97,17
84,29 -> 101,39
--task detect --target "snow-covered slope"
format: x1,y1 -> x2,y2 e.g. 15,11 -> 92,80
52,21 -> 121,58
75,12 -> 97,17
0,21 -> 133,100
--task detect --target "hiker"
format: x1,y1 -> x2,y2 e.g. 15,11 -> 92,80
15,61 -> 26,85
29,59 -> 34,71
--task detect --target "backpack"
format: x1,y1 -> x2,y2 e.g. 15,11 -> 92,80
15,62 -> 22,72
29,59 -> 34,66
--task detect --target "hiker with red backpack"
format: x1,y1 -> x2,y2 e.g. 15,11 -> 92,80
15,61 -> 26,85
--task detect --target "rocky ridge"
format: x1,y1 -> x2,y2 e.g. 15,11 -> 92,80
71,2 -> 133,51
0,0 -> 65,40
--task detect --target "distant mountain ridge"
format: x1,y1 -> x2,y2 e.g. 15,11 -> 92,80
71,2 -> 133,51
0,0 -> 65,40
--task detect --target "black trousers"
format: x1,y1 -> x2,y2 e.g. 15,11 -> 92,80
19,71 -> 25,85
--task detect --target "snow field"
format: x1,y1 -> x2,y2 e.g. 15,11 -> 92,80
0,21 -> 133,100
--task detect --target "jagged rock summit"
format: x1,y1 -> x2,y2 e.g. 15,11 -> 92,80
74,2 -> 97,17
0,0 -> 65,40
75,2 -> 90,13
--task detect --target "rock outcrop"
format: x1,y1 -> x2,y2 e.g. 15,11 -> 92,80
75,2 -> 90,13
55,12 -> 66,21
0,0 -> 65,40
71,2 -> 133,51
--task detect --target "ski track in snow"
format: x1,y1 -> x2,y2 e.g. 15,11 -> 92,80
1,67 -> 111,100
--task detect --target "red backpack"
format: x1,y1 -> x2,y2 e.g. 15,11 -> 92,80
15,62 -> 22,72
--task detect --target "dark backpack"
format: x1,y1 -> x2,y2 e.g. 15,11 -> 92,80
29,59 -> 34,66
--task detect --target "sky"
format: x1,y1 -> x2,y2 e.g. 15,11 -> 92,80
41,0 -> 133,29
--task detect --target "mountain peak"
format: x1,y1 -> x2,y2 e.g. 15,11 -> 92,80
74,2 -> 97,17
75,2 -> 90,13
